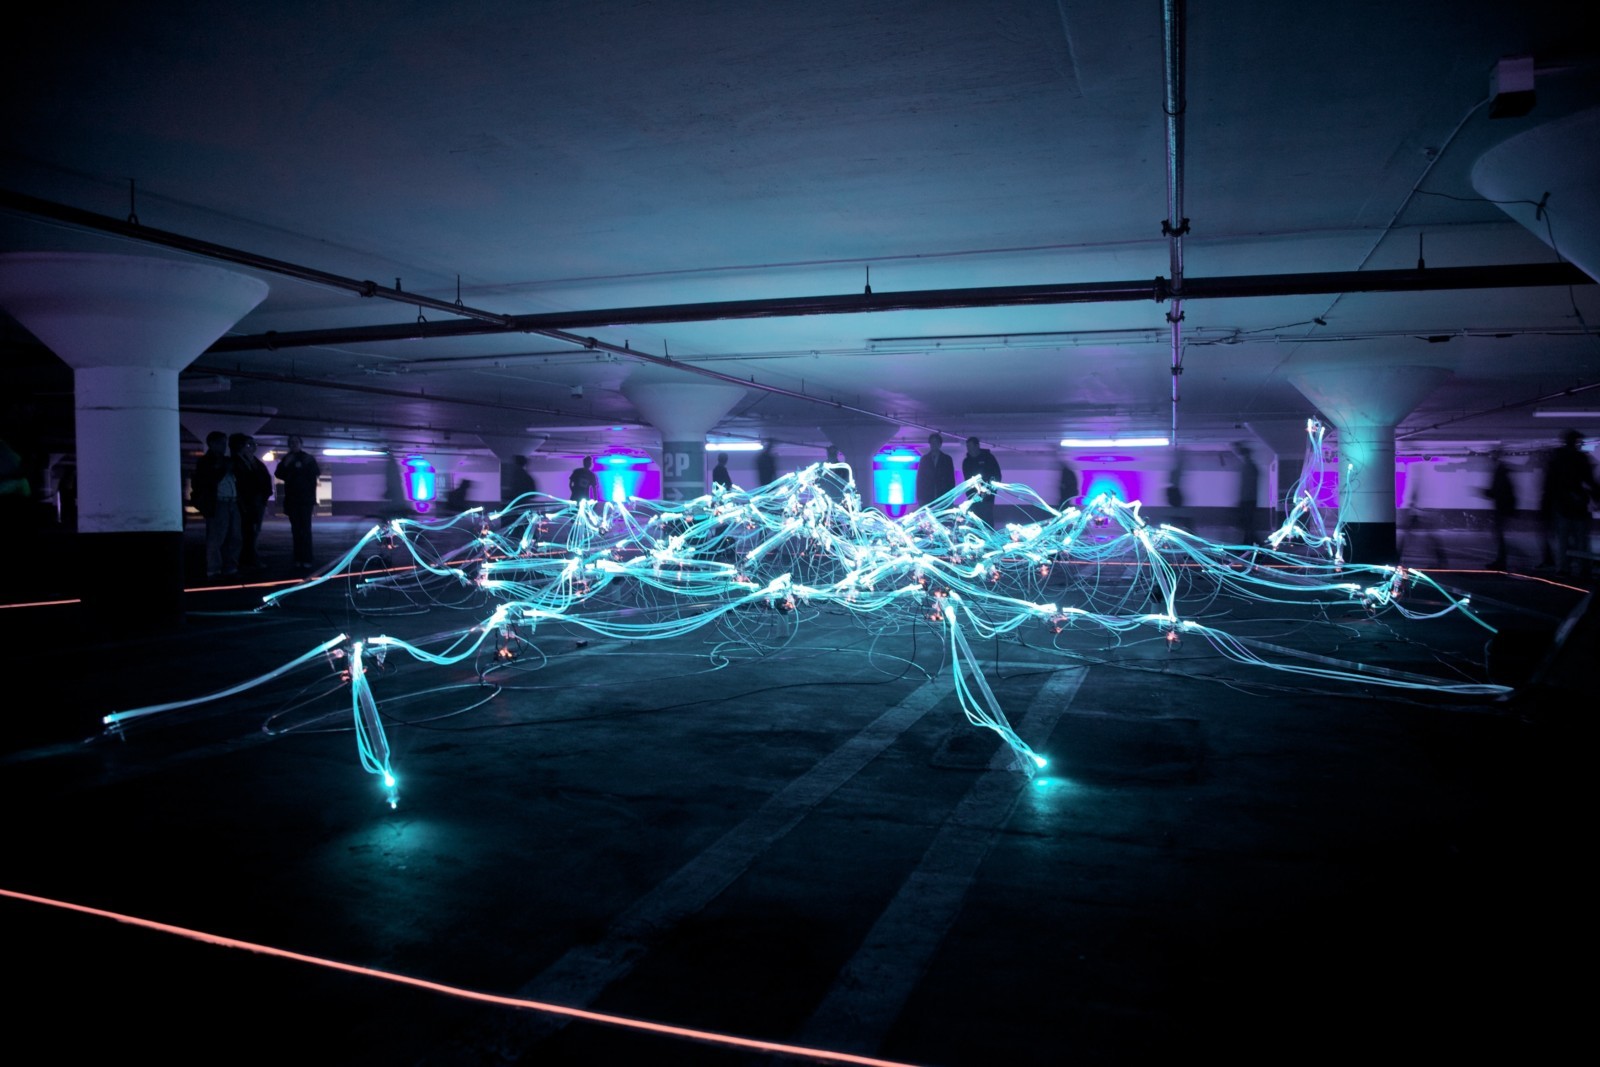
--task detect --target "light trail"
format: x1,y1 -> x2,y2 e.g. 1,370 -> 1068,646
0,886 -> 922,1066
102,422 -> 1513,805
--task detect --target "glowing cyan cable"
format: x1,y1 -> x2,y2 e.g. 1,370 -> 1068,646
106,423 -> 1507,805
102,634 -> 350,727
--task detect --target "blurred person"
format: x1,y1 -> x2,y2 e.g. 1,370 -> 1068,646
756,439 -> 777,487
711,452 -> 733,491
1543,429 -> 1599,577
1057,456 -> 1080,510
1481,449 -> 1517,570
502,454 -> 537,505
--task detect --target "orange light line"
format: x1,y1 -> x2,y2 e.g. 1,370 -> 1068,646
0,886 -> 921,1067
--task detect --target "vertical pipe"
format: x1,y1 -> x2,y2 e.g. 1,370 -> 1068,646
1162,0 -> 1188,444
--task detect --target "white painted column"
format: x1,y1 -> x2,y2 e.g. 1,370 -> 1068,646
0,253 -> 269,624
621,374 -> 747,503
1290,364 -> 1450,564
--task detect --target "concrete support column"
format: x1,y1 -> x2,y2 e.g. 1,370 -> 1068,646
818,421 -> 897,503
0,253 -> 269,625
1332,422 -> 1400,564
621,374 -> 747,502
1290,364 -> 1449,565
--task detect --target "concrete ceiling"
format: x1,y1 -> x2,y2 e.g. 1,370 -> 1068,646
3,0 -> 1598,465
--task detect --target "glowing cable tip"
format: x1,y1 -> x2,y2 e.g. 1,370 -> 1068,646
1033,755 -> 1048,768
383,773 -> 396,789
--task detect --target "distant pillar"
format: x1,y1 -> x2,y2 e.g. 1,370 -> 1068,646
0,253 -> 269,625
818,422 -> 898,503
1290,365 -> 1449,564
621,374 -> 747,502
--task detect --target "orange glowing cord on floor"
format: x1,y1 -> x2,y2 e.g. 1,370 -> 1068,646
0,886 -> 921,1067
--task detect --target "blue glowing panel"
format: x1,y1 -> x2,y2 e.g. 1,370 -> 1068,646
404,457 -> 436,503
1080,471 -> 1143,503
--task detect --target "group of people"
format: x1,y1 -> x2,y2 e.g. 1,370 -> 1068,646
916,432 -> 1003,523
191,433 -> 320,578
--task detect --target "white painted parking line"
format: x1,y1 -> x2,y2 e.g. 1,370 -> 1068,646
797,666 -> 1088,1054
500,677 -> 953,1044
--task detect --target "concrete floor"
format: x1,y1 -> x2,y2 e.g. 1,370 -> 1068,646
0,513 -> 1590,1065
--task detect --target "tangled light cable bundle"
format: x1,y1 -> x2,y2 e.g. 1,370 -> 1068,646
105,423 -> 1504,807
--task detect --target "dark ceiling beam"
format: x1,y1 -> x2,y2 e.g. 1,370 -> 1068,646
205,262 -> 1593,354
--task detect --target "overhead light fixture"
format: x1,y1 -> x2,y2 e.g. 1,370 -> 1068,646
705,440 -> 764,451
323,447 -> 388,457
1059,436 -> 1170,448
1533,408 -> 1600,418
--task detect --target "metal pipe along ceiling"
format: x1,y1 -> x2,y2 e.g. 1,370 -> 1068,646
1163,0 -> 1188,443
4,190 -> 1592,363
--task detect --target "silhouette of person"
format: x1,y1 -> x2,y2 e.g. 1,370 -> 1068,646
568,455 -> 599,502
274,434 -> 321,570
230,433 -> 272,569
756,440 -> 777,487
382,451 -> 410,517
1400,458 -> 1447,568
711,452 -> 733,491
445,478 -> 474,514
916,432 -> 956,507
502,454 -> 537,506
1482,449 -> 1517,570
1057,457 -> 1080,510
1543,429 -> 1598,577
1232,441 -> 1259,544
961,436 -> 1002,526
193,431 -> 242,578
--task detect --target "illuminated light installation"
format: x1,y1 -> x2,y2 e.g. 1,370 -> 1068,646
404,456 -> 437,512
596,451 -> 653,503
106,423 -> 1505,808
873,447 -> 919,518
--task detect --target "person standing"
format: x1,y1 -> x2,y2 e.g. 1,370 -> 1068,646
916,432 -> 956,507
231,433 -> 272,569
1482,449 -> 1517,570
961,436 -> 1002,526
756,439 -> 777,487
711,452 -> 733,491
193,431 -> 242,578
568,455 -> 599,503
502,454 -> 537,506
1057,457 -> 1080,510
1543,429 -> 1599,577
275,434 -> 321,570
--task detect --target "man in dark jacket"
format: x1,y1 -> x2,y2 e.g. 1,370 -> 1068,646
1543,430 -> 1598,576
961,436 -> 1002,526
275,435 -> 321,570
916,432 -> 956,508
193,431 -> 241,578
231,433 -> 272,569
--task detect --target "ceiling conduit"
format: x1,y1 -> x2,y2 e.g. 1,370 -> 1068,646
3,190 -> 1590,356
1162,0 -> 1188,445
